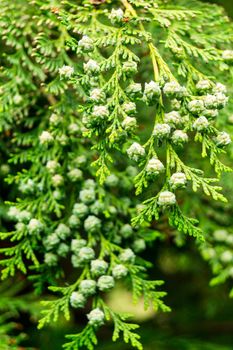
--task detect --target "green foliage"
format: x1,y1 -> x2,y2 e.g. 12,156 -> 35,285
0,280 -> 36,349
0,0 -> 233,349
64,325 -> 98,350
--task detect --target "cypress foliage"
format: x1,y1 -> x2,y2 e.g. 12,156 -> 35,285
0,1 -> 233,348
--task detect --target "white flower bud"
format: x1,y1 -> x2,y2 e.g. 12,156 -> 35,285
68,215 -> 81,228
84,215 -> 101,232
59,65 -> 74,78
90,200 -> 105,215
72,203 -> 89,217
220,251 -> 233,263
93,105 -> 109,119
83,179 -> 96,189
171,99 -> 181,110
144,81 -> 161,103
122,61 -> 137,74
91,259 -> 108,276
78,246 -> 95,262
158,191 -> 176,206
164,111 -> 182,126
109,8 -> 124,23
203,94 -> 218,109
15,222 -> 25,232
203,109 -> 218,118
216,131 -> 231,147
52,174 -> 64,187
97,275 -> 115,291
90,88 -> 105,102
44,233 -> 60,249
13,94 -> 22,104
146,157 -> 164,175
188,99 -> 204,113
127,142 -> 145,162
126,166 -> 138,177
18,179 -> 35,194
55,223 -> 70,240
79,188 -> 96,204
145,81 -> 161,96
214,83 -> 227,94
28,218 -> 43,234
153,123 -> 171,138
222,50 -> 233,61
133,238 -> 146,253
105,174 -> 119,187
171,130 -> 188,145
71,238 -> 87,252
17,210 -> 31,223
202,248 -> 216,260
57,243 -> 69,257
74,155 -> 87,167
126,83 -> 142,97
120,224 -> 133,238
70,292 -> 86,308
215,92 -> 228,108
196,80 -> 211,91
71,254 -> 81,268
169,172 -> 187,188
68,123 -> 80,135
119,248 -> 135,263
68,169 -> 83,182
113,233 -> 122,245
78,35 -> 94,52
49,113 -> 62,125
229,267 -> 233,278
39,131 -> 54,145
0,164 -> 10,175
226,236 -> 233,245
87,308 -> 105,326
8,206 -> 20,220
228,115 -> 233,124
109,204 -> 117,213
53,190 -> 63,200
193,116 -> 209,131
213,229 -> 228,241
56,134 -> 68,146
163,81 -> 186,98
122,102 -> 137,115
122,116 -> 137,130
79,279 -> 97,296
46,160 -> 60,174
84,59 -> 100,73
44,252 -> 57,266
112,264 -> 128,279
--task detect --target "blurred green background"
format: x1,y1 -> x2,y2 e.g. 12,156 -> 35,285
206,0 -> 233,16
